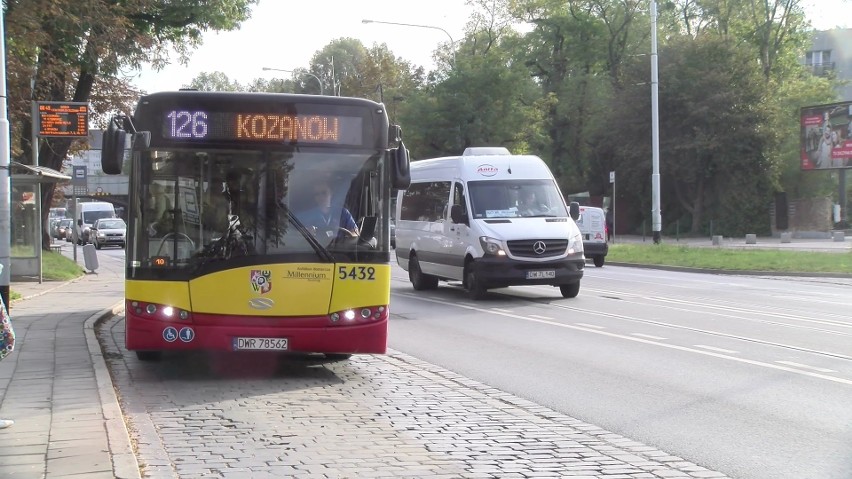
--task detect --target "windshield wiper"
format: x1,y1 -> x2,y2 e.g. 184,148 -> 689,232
288,211 -> 335,263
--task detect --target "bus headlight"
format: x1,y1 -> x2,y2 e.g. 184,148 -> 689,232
328,305 -> 389,325
131,300 -> 191,322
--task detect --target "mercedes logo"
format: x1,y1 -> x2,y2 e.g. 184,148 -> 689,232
533,241 -> 547,255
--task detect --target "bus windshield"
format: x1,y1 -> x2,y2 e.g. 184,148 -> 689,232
130,148 -> 386,275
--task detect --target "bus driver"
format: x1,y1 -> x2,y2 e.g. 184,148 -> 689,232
298,182 -> 359,240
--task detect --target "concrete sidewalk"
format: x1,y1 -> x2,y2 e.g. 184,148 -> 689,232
0,246 -> 138,479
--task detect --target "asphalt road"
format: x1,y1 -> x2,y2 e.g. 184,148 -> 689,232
387,263 -> 852,479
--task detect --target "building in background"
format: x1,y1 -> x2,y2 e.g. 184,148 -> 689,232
805,28 -> 852,101
62,129 -> 129,218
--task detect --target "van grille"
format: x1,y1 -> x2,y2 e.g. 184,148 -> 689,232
507,239 -> 568,258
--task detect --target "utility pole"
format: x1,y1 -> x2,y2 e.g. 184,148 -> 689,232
0,6 -> 11,310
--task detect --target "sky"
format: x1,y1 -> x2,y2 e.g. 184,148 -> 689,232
131,0 -> 475,93
131,0 -> 851,94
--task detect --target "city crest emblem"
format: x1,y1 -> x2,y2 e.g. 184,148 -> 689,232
250,270 -> 272,294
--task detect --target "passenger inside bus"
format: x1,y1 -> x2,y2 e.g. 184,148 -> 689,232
147,183 -> 173,237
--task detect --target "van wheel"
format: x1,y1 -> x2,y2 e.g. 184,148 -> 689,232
560,282 -> 580,298
94,241 -> 101,250
465,266 -> 487,300
593,256 -> 604,267
409,254 -> 438,290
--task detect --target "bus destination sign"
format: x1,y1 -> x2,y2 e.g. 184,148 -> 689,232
37,102 -> 89,137
162,110 -> 364,146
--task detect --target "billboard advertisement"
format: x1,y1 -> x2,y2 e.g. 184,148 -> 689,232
800,101 -> 852,170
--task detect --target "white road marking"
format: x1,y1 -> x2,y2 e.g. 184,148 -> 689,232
575,323 -> 605,329
775,361 -> 836,373
545,303 -> 852,361
632,333 -> 667,340
528,314 -> 554,320
694,345 -> 738,354
395,292 -> 852,386
491,308 -> 513,313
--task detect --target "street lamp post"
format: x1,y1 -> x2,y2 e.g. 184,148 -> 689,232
361,19 -> 456,65
650,0 -> 662,244
261,67 -> 323,95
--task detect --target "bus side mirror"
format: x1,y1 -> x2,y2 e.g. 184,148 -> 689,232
391,140 -> 411,190
101,117 -> 126,175
77,219 -> 83,227
569,201 -> 580,221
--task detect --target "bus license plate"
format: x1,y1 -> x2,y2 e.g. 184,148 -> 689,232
526,270 -> 556,279
233,337 -> 289,351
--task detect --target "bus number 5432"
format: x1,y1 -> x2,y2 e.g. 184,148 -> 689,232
338,266 -> 375,280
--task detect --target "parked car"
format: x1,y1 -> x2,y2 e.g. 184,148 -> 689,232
90,218 -> 127,249
55,218 -> 73,240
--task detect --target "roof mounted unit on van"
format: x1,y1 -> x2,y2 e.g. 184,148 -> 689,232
462,147 -> 511,156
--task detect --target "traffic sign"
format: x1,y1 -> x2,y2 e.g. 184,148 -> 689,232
72,166 -> 87,186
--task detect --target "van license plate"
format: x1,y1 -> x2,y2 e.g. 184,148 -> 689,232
526,270 -> 555,279
233,337 -> 289,351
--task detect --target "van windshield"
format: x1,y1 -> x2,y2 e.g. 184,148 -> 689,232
82,210 -> 115,224
467,179 -> 568,219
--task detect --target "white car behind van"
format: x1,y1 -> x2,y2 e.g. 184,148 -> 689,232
395,147 -> 585,299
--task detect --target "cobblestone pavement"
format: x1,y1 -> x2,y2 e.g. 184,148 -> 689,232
100,315 -> 729,479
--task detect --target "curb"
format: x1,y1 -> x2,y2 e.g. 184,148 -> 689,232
84,301 -> 140,479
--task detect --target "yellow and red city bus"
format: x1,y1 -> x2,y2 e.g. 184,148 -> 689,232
101,91 -> 410,360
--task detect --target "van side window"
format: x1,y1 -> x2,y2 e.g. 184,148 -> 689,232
400,181 -> 451,222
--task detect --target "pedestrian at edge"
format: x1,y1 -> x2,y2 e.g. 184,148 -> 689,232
0,264 -> 16,429
605,207 -> 614,243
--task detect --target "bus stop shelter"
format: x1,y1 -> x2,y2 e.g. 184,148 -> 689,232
9,161 -> 70,281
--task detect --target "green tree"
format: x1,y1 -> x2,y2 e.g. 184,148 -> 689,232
613,35 -> 774,236
187,71 -> 245,92
4,0 -> 257,249
395,4 -> 541,160
667,0 -> 840,207
506,0 -> 645,195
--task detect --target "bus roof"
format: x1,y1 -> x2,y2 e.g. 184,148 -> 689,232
136,91 -> 383,110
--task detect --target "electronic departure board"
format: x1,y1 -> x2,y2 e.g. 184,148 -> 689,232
37,102 -> 89,137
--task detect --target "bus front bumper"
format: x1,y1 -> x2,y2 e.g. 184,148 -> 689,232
125,312 -> 388,354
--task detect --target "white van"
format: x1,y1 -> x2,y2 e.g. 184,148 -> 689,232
75,201 -> 117,244
576,206 -> 608,267
395,147 -> 585,299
